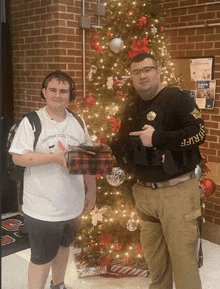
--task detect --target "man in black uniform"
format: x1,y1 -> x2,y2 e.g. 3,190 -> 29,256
111,53 -> 205,289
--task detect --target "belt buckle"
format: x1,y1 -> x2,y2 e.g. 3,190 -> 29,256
150,182 -> 158,189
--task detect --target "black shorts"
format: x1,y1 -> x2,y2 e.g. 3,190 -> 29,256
23,214 -> 81,265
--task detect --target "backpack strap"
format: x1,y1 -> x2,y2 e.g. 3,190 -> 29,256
24,111 -> 42,150
66,108 -> 85,131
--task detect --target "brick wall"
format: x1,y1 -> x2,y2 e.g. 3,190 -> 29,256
9,0 -> 220,225
10,0 -> 97,117
163,0 -> 220,225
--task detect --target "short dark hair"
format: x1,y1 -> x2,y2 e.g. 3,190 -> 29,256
130,53 -> 157,66
41,70 -> 76,101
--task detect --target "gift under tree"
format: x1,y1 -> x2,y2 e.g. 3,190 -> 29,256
73,0 -> 180,275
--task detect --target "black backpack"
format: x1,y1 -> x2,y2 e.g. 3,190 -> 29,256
7,109 -> 85,205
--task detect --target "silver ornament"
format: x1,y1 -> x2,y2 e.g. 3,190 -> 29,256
126,219 -> 137,231
195,165 -> 202,178
110,38 -> 124,53
106,167 -> 126,186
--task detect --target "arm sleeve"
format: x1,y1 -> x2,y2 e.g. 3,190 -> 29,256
9,117 -> 35,155
152,93 -> 206,151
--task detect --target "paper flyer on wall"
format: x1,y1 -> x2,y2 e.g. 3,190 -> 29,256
195,80 -> 216,109
190,58 -> 213,81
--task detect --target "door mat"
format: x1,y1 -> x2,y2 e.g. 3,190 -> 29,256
1,212 -> 30,257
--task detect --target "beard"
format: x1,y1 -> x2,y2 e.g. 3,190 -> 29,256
137,82 -> 161,101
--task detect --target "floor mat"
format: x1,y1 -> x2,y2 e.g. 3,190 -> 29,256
1,212 -> 30,257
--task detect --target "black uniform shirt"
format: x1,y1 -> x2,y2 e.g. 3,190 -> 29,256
111,87 -> 206,182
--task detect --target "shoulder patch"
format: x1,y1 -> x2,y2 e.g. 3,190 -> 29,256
191,108 -> 202,119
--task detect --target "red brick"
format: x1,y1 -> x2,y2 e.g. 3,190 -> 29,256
214,218 -> 220,225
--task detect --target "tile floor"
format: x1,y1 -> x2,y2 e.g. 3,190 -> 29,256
2,238 -> 220,289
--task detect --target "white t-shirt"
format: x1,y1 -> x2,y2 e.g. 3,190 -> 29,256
9,108 -> 92,222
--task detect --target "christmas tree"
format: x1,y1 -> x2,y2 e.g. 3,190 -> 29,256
73,0 -> 179,270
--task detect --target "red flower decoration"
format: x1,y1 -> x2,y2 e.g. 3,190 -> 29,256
106,117 -> 121,132
100,233 -> 113,245
137,16 -> 147,28
116,91 -> 128,99
93,244 -> 100,251
90,34 -> 103,54
89,242 -> 95,247
124,257 -> 132,265
200,178 -> 216,197
83,96 -> 97,109
97,255 -> 112,266
126,36 -> 150,58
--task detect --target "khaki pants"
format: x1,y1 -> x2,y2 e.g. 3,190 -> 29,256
132,177 -> 202,289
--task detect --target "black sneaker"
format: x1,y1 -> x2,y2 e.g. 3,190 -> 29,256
14,225 -> 29,238
50,281 -> 67,289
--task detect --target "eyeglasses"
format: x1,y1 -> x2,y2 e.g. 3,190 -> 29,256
131,66 -> 158,76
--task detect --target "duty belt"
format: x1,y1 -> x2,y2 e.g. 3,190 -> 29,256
137,171 -> 196,190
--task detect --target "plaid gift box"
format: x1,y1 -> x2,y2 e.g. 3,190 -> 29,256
66,144 -> 113,175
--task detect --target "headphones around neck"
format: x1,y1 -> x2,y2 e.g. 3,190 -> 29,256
41,70 -> 76,101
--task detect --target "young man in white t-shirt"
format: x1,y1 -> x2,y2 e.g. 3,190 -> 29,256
9,71 -> 96,289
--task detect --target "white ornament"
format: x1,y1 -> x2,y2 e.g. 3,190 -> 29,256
106,167 -> 126,187
87,65 -> 97,81
91,205 -> 109,226
110,38 -> 124,53
195,165 -> 202,179
107,76 -> 114,89
126,218 -> 138,231
106,103 -> 119,116
116,75 -> 132,87
151,26 -> 158,34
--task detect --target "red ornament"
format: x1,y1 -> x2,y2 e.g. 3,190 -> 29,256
163,11 -> 167,16
114,242 -> 121,251
160,27 -> 165,34
137,16 -> 147,28
124,257 -> 132,265
200,178 -> 216,197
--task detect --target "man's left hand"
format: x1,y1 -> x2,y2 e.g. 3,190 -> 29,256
129,124 -> 155,147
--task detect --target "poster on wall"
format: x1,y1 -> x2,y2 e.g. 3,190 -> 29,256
190,58 -> 213,81
195,80 -> 216,109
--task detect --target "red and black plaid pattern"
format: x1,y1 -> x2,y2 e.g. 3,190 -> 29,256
66,144 -> 113,175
